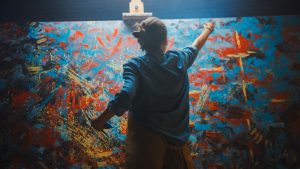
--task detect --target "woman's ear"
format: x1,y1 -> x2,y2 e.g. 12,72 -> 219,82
161,42 -> 167,53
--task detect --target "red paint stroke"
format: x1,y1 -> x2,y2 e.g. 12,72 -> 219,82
206,101 -> 218,111
281,26 -> 300,59
44,26 -> 56,33
282,26 -> 300,43
48,37 -> 56,43
96,36 -> 106,48
69,30 -> 84,41
94,100 -> 108,112
209,31 -> 258,58
166,37 -> 175,51
11,91 -> 40,108
253,34 -> 263,39
216,75 -> 229,85
88,28 -> 102,33
60,42 -> 67,49
54,86 -> 65,98
25,128 -> 59,147
104,80 -> 115,85
125,36 -> 138,46
55,64 -> 61,70
189,91 -> 200,106
108,84 -> 122,95
189,67 -> 224,86
252,73 -> 273,87
79,97 -> 92,109
106,34 -> 111,43
72,49 -> 81,57
81,59 -> 99,71
124,54 -> 134,59
92,45 -> 98,50
42,56 -> 50,64
206,76 -> 214,81
83,44 -> 90,48
107,37 -> 123,59
66,89 -> 76,110
207,33 -> 232,42
96,68 -> 106,76
270,92 -> 291,102
44,76 -> 53,83
112,28 -> 119,38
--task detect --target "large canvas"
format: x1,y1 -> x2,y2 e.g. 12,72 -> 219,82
1,15 -> 300,168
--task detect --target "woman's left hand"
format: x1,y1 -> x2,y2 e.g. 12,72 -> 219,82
91,117 -> 106,131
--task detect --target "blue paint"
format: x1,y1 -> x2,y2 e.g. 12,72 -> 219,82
195,123 -> 211,131
0,79 -> 6,90
33,123 -> 45,128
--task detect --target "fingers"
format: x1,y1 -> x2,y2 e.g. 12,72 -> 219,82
204,22 -> 215,33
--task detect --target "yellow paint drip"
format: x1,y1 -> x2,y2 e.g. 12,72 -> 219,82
235,31 -> 241,49
27,66 -> 42,74
242,81 -> 248,102
37,38 -> 47,44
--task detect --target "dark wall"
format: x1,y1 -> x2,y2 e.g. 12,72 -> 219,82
0,0 -> 299,22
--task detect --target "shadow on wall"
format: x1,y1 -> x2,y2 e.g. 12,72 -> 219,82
0,15 -> 300,168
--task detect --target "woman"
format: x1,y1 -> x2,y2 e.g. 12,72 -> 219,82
92,17 -> 214,169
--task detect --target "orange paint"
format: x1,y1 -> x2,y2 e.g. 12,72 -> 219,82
83,44 -> 90,48
210,31 -> 258,58
69,30 -> 84,41
208,33 -> 232,42
60,42 -> 67,49
106,34 -> 111,43
96,36 -> 106,48
48,38 -> 56,42
96,68 -> 106,76
206,101 -> 218,111
44,26 -> 56,33
108,84 -> 122,95
55,64 -> 61,70
75,30 -> 84,38
88,28 -> 102,33
252,73 -> 273,87
125,36 -> 138,46
108,37 -> 123,58
166,38 -> 175,51
206,76 -> 214,81
189,91 -> 200,99
270,92 -> 291,104
94,100 -> 107,112
44,76 -> 53,83
112,28 -> 119,38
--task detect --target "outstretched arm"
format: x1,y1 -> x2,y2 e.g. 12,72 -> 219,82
192,22 -> 215,50
91,61 -> 139,131
91,108 -> 115,130
180,22 -> 215,68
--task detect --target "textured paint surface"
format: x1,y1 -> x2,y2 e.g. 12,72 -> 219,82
1,15 -> 300,169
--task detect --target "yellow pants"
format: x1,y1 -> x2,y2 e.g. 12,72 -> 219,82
125,113 -> 196,169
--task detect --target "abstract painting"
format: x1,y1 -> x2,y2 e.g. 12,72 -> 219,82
1,15 -> 300,168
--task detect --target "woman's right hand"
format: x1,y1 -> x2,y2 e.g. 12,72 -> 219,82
204,22 -> 215,33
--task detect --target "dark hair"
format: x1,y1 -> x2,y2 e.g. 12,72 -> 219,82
132,17 -> 167,54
